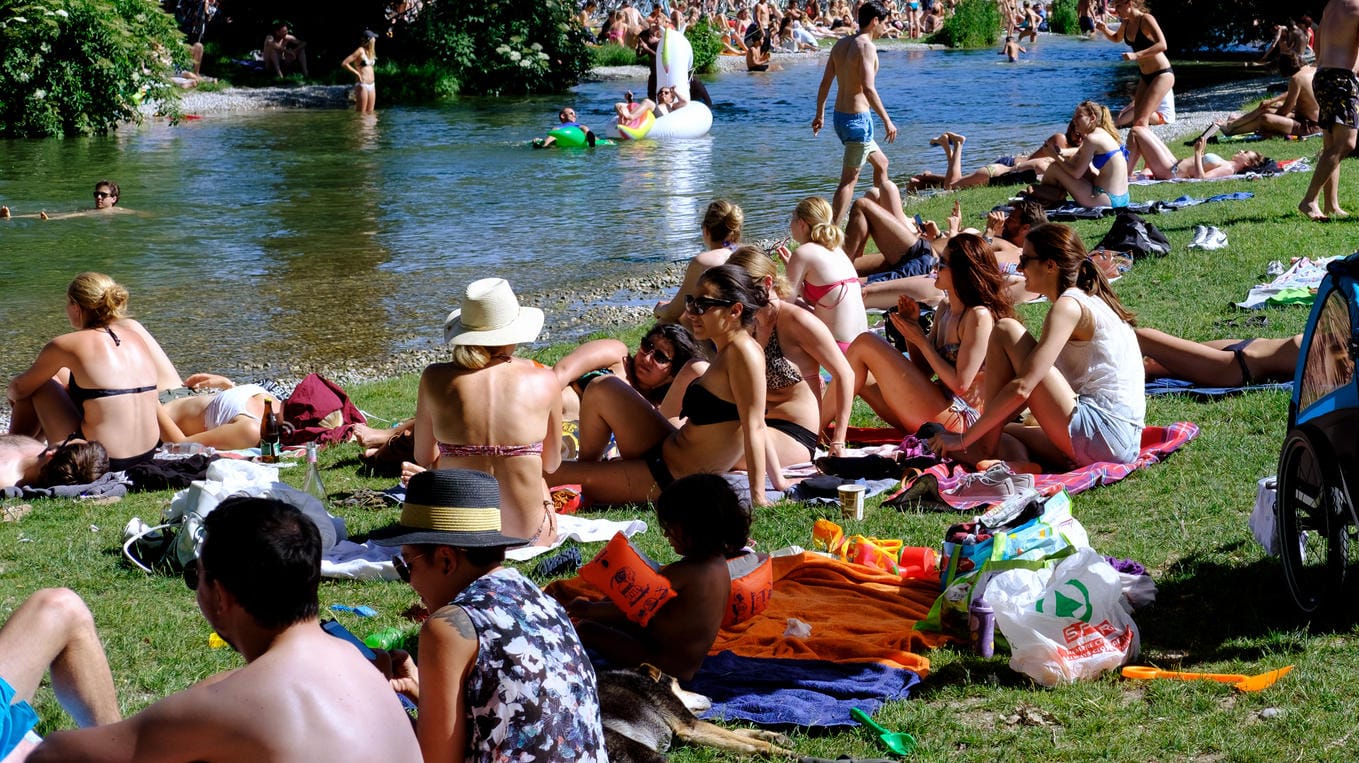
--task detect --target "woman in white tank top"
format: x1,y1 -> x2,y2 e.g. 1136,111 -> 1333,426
925,223 -> 1144,470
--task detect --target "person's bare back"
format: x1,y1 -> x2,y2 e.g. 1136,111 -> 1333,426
827,34 -> 878,114
1317,0 -> 1359,71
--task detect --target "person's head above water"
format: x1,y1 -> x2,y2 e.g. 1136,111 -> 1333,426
558,107 -> 577,123
93,180 -> 119,209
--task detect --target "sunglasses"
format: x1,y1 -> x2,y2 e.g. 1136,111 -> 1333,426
93,191 -> 113,199
684,294 -> 736,315
638,338 -> 673,365
392,552 -> 427,583
183,561 -> 200,591
1017,253 -> 1039,269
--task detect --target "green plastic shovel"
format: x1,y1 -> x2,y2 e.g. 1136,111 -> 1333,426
850,707 -> 917,756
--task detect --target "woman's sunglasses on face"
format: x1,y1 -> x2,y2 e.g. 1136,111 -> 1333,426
638,338 -> 673,365
684,294 -> 735,315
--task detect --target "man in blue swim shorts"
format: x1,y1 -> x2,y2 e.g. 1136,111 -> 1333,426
813,0 -> 898,224
0,588 -> 121,760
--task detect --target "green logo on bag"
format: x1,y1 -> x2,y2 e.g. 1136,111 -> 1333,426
1036,579 -> 1092,622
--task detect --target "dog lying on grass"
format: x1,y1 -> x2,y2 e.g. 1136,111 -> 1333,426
598,664 -> 795,762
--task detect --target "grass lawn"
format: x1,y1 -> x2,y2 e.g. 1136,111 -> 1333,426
7,131 -> 1359,761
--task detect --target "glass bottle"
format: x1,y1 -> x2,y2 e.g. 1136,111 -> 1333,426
302,441 -> 326,504
259,399 -> 282,463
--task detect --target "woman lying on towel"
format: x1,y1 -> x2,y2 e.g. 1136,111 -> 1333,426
1137,329 -> 1301,386
1126,126 -> 1267,180
0,434 -> 108,489
551,265 -> 781,506
847,233 -> 1015,434
554,323 -> 709,421
927,224 -> 1145,470
156,374 -> 282,450
727,247 -> 855,462
7,272 -> 170,472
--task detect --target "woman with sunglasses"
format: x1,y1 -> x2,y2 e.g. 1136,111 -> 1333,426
846,233 -> 1014,435
927,224 -> 1144,470
726,247 -> 855,462
554,323 -> 708,421
8,272 -> 179,471
551,265 -> 779,506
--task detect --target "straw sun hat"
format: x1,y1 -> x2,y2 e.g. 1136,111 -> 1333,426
443,278 -> 544,347
369,469 -> 529,548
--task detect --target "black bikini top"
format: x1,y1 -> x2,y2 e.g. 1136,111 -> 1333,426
681,381 -> 740,425
67,325 -> 156,407
1125,22 -> 1155,52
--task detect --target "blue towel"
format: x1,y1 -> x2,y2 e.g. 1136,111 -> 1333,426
1145,377 -> 1292,398
685,651 -> 922,728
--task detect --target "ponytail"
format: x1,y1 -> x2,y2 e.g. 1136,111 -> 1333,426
1076,258 -> 1137,325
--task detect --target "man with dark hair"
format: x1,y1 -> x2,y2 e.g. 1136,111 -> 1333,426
371,469 -> 607,763
983,199 -> 1048,258
812,0 -> 898,224
32,497 -> 422,763
0,435 -> 107,489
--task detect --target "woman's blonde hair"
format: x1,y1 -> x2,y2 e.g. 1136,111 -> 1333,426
794,196 -> 844,250
449,345 -> 494,370
67,272 -> 129,328
1076,100 -> 1121,143
701,199 -> 744,245
726,246 -> 792,300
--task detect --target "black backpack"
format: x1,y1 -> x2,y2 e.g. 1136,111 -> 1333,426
1096,210 -> 1171,258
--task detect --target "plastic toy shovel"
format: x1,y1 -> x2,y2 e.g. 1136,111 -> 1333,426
850,707 -> 917,756
1121,665 -> 1294,692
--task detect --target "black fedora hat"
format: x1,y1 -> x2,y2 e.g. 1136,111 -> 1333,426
369,469 -> 529,548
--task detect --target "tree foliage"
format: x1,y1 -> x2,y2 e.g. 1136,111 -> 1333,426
1048,0 -> 1079,36
0,0 -> 186,138
1150,0 -> 1325,54
686,18 -> 722,75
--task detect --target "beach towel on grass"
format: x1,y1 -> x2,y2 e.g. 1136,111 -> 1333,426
1128,157 -> 1308,186
1237,255 -> 1342,310
902,422 -> 1199,511
687,651 -> 922,728
1043,192 -> 1254,221
1146,377 -> 1293,398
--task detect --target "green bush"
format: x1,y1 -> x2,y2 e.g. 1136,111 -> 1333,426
371,60 -> 459,103
1048,0 -> 1079,35
929,0 -> 1000,48
590,42 -> 637,68
0,0 -> 186,138
686,18 -> 723,75
405,0 -> 590,97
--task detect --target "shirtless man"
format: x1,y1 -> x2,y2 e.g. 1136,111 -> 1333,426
2,181 -> 126,221
620,0 -> 644,48
31,497 -> 423,763
263,22 -> 308,79
812,0 -> 898,224
754,0 -> 774,42
1300,0 -> 1359,221
1078,0 -> 1096,36
1218,56 -> 1319,138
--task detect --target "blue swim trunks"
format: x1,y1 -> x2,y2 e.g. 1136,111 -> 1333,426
833,111 -> 880,170
0,675 -> 40,759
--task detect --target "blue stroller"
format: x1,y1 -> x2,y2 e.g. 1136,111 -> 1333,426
1276,254 -> 1359,616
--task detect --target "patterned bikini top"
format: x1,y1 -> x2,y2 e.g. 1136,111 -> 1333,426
765,325 -> 804,390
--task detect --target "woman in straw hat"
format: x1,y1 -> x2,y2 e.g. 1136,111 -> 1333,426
410,278 -> 562,545
551,264 -> 780,506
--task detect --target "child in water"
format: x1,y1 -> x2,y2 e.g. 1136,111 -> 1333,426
566,473 -> 751,681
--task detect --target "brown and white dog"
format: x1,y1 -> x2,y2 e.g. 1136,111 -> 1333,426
597,664 -> 795,762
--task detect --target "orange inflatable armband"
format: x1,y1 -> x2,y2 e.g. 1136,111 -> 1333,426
578,533 -> 676,627
723,551 -> 773,628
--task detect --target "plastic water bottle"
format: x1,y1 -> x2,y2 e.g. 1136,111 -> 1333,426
969,596 -> 995,658
302,442 -> 326,505
363,627 -> 405,650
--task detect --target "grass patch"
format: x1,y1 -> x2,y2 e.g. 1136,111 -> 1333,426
590,43 -> 638,68
9,131 -> 1359,760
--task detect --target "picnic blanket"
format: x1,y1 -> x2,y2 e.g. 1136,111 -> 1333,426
1145,377 -> 1293,398
903,422 -> 1199,511
1042,192 -> 1255,221
2,471 -> 129,500
687,651 -> 922,728
1128,157 -> 1308,186
1237,255 -> 1342,310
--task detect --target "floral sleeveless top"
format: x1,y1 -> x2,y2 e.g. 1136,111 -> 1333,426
454,568 -> 607,762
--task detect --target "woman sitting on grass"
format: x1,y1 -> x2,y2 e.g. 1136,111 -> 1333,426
551,265 -> 778,506
553,323 -> 708,421
1033,101 -> 1129,209
927,224 -> 1145,470
655,199 -> 743,323
565,473 -> 750,681
8,272 -> 170,471
1126,127 -> 1268,180
727,247 -> 855,463
778,196 -> 868,349
847,233 -> 1014,435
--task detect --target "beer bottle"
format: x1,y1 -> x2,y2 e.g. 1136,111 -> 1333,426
259,399 -> 282,463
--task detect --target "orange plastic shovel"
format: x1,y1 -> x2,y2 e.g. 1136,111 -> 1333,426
1121,665 -> 1294,692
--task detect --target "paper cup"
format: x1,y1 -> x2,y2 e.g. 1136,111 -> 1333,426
838,484 -> 866,520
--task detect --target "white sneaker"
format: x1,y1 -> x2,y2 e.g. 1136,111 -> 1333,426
1199,227 -> 1228,250
1189,225 -> 1209,249
946,463 -> 1035,499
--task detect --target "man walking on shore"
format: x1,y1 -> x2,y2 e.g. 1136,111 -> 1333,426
1299,0 -> 1359,221
813,0 -> 898,225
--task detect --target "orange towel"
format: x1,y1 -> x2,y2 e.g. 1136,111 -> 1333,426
546,552 -> 948,675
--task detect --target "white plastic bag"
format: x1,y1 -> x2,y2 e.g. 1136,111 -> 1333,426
988,547 -> 1140,686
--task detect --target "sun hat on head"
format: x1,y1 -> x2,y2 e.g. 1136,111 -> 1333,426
363,29 -> 378,40
443,278 -> 544,347
369,469 -> 529,548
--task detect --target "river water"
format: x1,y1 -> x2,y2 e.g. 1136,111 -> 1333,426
0,35 -> 1268,382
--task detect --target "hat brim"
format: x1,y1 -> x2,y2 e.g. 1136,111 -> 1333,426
444,306 -> 544,347
368,523 -> 530,549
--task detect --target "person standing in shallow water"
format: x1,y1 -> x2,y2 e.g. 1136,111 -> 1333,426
341,30 -> 378,114
1299,0 -> 1359,221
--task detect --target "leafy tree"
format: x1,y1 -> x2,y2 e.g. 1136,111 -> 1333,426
686,18 -> 722,75
1149,0 -> 1324,54
1048,0 -> 1078,35
0,0 -> 186,138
